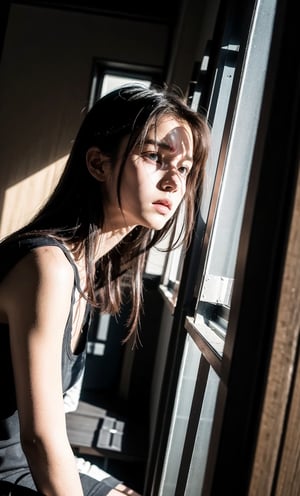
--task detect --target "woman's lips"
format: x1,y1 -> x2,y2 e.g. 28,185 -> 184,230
152,199 -> 172,214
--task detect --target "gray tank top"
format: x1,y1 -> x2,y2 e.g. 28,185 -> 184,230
0,235 -> 90,475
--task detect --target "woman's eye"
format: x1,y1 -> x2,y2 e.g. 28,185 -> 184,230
143,152 -> 161,163
178,165 -> 191,176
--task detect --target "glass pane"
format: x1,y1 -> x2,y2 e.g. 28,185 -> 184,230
160,44 -> 238,299
158,336 -> 201,496
159,204 -> 186,304
201,44 -> 239,222
100,74 -> 151,97
184,366 -> 219,495
195,0 -> 277,353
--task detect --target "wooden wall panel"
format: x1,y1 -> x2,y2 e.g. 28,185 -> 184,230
249,163 -> 300,495
0,4 -> 168,238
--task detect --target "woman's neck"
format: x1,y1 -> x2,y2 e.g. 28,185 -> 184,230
95,225 -> 135,259
64,225 -> 135,289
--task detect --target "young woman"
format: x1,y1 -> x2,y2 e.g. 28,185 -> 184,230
0,84 -> 210,495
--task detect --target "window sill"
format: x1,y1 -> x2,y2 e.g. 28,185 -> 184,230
159,284 -> 177,314
185,315 -> 223,376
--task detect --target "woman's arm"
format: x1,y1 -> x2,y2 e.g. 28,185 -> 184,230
3,245 -> 84,496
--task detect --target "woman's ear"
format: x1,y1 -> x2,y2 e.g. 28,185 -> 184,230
86,147 -> 111,182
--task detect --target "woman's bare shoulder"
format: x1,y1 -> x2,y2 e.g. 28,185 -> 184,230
0,245 -> 75,313
10,244 -> 74,282
29,244 -> 75,276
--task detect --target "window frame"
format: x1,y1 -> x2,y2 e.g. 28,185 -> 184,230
145,0 -> 295,493
87,58 -> 163,108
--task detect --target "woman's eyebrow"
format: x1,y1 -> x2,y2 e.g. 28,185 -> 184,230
144,138 -> 169,150
144,139 -> 193,161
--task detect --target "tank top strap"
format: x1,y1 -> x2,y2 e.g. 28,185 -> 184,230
0,234 -> 82,292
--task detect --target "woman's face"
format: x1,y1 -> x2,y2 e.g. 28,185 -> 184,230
102,115 -> 194,231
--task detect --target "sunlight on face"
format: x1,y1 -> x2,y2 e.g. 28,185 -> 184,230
136,123 -> 194,190
102,116 -> 194,231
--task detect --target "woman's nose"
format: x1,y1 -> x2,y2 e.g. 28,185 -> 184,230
159,168 -> 180,192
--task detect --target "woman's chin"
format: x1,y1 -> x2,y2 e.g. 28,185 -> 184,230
147,218 -> 171,231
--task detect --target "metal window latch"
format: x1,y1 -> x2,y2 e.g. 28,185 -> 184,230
200,274 -> 234,307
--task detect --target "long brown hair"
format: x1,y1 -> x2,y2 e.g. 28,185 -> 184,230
7,84 -> 210,339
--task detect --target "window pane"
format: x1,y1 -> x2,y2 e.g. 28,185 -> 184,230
100,74 -> 151,97
195,0 -> 277,353
184,366 -> 219,495
158,336 -> 201,496
201,44 -> 239,222
158,204 -> 186,304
